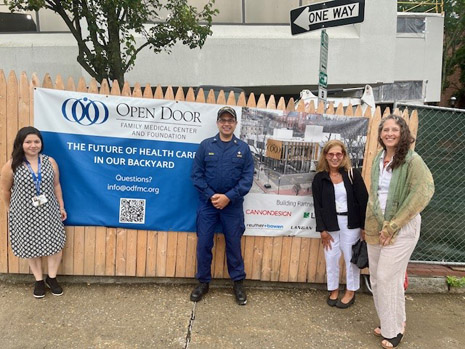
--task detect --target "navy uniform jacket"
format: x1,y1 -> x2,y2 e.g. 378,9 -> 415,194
191,133 -> 254,206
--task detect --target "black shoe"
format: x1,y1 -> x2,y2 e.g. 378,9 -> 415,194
45,276 -> 63,296
233,280 -> 247,305
190,282 -> 209,302
382,333 -> 403,348
33,280 -> 46,299
327,293 -> 338,307
336,293 -> 355,309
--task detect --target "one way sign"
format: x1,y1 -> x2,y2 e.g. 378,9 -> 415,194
290,0 -> 365,35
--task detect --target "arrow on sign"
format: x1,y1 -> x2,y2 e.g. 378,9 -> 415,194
294,7 -> 311,31
294,3 -> 359,30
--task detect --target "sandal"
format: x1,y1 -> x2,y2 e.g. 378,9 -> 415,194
376,321 -> 406,338
381,333 -> 403,348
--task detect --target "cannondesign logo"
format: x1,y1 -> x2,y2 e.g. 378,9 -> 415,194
62,97 -> 109,126
245,209 -> 292,217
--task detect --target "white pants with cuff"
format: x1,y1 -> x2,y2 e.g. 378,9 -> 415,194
324,215 -> 361,292
367,214 -> 421,339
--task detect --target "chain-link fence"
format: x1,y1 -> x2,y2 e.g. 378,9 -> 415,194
397,103 -> 465,265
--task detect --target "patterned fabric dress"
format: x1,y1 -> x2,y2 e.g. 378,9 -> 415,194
9,155 -> 66,258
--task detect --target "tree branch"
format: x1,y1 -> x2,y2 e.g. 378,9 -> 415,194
123,41 -> 152,72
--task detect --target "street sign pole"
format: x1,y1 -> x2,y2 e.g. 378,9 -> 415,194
290,0 -> 365,111
318,29 -> 329,108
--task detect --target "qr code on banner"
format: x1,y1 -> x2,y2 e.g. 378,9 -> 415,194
119,198 -> 146,224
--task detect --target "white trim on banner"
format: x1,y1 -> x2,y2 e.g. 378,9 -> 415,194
34,88 -> 368,238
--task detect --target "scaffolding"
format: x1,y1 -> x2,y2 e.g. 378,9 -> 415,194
398,0 -> 444,13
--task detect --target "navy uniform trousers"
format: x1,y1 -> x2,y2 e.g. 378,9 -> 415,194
195,200 -> 246,283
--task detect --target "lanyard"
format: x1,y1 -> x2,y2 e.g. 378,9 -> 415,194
25,156 -> 42,196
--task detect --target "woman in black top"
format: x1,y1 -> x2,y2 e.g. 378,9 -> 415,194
312,140 -> 368,308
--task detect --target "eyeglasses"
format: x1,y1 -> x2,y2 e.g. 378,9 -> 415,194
326,152 -> 344,159
218,118 -> 236,124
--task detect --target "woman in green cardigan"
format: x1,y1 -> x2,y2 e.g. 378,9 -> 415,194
365,115 -> 434,348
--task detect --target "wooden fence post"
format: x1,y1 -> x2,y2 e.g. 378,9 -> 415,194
0,70 -> 8,273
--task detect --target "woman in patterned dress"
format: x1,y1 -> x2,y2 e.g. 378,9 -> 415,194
1,126 -> 67,298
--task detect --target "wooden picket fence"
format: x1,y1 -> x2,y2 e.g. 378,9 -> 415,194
0,70 -> 418,283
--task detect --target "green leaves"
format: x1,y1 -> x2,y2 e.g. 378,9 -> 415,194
5,0 -> 217,85
442,0 -> 465,94
5,0 -> 45,12
446,276 -> 465,288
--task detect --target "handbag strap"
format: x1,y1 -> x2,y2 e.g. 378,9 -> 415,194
348,167 -> 354,185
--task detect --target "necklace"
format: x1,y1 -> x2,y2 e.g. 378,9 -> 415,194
329,172 -> 342,183
383,158 -> 391,168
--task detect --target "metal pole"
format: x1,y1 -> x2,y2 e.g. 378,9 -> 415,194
318,29 -> 328,108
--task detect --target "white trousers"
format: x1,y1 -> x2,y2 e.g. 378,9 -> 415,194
324,215 -> 361,291
367,214 -> 421,339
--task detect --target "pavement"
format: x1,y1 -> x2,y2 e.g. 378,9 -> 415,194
407,262 -> 465,278
0,269 -> 464,349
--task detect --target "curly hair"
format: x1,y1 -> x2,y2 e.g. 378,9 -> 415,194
316,139 -> 352,173
377,114 -> 415,169
11,126 -> 44,172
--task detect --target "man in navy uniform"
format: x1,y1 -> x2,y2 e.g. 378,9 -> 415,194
190,106 -> 254,305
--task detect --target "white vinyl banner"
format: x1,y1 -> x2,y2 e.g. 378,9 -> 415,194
34,88 -> 368,237
240,106 -> 368,238
244,194 -> 317,237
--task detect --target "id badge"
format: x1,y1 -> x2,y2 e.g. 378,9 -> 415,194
32,194 -> 48,207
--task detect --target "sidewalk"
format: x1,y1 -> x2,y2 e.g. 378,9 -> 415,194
407,262 -> 465,278
406,262 -> 465,294
0,270 -> 464,348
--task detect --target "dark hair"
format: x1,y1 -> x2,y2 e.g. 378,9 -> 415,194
11,126 -> 44,172
377,114 -> 414,169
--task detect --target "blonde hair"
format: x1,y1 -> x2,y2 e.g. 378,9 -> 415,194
316,140 -> 352,172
